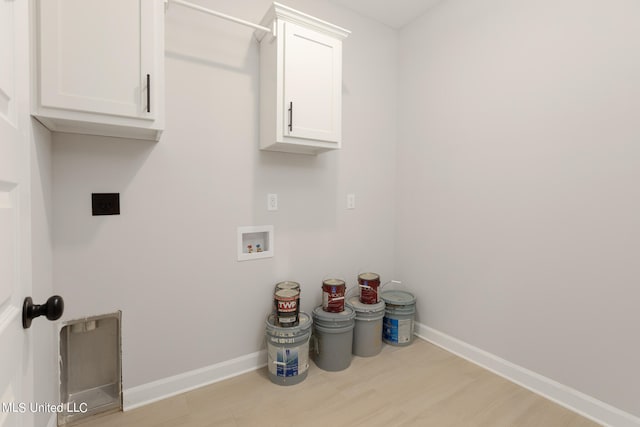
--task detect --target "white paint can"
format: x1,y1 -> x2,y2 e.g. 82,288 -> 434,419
265,312 -> 312,385
381,290 -> 416,346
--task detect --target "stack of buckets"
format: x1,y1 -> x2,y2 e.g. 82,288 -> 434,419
312,279 -> 356,371
265,277 -> 417,384
265,281 -> 311,385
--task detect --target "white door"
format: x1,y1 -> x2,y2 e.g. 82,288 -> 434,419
0,0 -> 34,426
39,0 -> 156,119
283,21 -> 342,143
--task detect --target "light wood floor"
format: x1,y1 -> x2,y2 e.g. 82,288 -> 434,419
75,339 -> 600,427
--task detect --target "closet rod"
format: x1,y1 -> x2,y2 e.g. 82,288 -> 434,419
170,0 -> 271,33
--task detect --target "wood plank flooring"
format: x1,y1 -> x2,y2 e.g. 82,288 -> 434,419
74,339 -> 600,427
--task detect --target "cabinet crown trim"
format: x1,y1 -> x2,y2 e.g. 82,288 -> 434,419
257,2 -> 351,41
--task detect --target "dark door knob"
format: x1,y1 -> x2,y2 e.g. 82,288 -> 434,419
22,295 -> 64,329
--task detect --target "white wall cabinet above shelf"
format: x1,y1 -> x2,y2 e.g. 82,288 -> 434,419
31,0 -> 165,141
257,3 -> 350,155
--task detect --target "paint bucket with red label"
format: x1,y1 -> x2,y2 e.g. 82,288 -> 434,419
322,279 -> 346,313
274,284 -> 300,327
358,272 -> 381,304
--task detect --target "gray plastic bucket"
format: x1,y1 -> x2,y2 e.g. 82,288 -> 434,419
346,296 -> 385,357
381,290 -> 416,346
265,312 -> 312,385
311,306 -> 355,371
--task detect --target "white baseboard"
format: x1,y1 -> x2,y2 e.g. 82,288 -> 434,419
414,322 -> 640,427
123,350 -> 267,411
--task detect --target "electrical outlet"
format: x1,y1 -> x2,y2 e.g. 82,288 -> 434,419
92,193 -> 120,215
267,193 -> 278,211
347,193 -> 355,209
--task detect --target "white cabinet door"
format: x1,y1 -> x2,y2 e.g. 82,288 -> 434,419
1,1 -> 34,426
258,3 -> 349,154
283,22 -> 342,143
38,0 -> 157,120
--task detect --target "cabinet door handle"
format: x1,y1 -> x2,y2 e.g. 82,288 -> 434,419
288,101 -> 293,132
146,74 -> 151,113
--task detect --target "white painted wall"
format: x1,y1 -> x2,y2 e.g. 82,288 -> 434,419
396,0 -> 640,417
52,0 -> 397,389
30,120 -> 55,427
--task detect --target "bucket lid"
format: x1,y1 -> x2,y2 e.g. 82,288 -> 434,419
358,272 -> 379,281
275,281 -> 300,290
322,278 -> 345,287
312,305 -> 355,322
346,296 -> 385,313
380,290 -> 416,306
266,312 -> 312,334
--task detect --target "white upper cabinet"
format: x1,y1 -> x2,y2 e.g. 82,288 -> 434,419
258,3 -> 350,155
32,0 -> 165,141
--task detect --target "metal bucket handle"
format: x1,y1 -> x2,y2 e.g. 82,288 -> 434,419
311,335 -> 320,355
345,283 -> 359,299
381,279 -> 402,290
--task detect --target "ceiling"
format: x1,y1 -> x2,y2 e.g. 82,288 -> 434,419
328,0 -> 442,29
